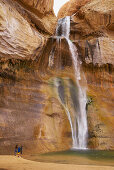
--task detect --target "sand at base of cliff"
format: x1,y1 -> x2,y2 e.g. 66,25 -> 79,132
0,156 -> 114,170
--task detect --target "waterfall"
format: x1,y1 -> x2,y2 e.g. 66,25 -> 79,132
56,16 -> 70,38
56,16 -> 88,149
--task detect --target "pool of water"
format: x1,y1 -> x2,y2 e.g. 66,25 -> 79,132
25,149 -> 114,167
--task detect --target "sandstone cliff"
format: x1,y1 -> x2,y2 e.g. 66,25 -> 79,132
0,0 -> 71,155
0,0 -> 56,59
58,0 -> 91,19
0,0 -> 114,154
58,0 -> 114,150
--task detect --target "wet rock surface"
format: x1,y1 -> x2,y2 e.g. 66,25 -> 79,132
0,0 -> 114,153
58,0 -> 114,150
0,58 -> 72,154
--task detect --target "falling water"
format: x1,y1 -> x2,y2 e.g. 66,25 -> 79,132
56,17 -> 70,38
56,16 -> 88,149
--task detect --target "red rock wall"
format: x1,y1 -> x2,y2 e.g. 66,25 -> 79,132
58,0 -> 114,149
0,0 -> 114,154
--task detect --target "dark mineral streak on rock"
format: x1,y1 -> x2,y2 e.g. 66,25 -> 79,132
0,0 -> 114,154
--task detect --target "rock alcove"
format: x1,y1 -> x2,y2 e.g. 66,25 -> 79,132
0,0 -> 114,154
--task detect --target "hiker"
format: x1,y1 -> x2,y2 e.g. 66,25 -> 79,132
17,146 -> 21,157
14,145 -> 18,156
20,146 -> 23,156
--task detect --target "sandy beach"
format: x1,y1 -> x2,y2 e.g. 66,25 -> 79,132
0,156 -> 114,170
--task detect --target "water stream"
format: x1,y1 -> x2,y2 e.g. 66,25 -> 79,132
55,16 -> 88,149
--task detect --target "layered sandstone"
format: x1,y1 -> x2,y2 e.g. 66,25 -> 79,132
58,0 -> 114,150
0,0 -> 69,155
58,0 -> 91,19
0,0 -> 56,59
13,0 -> 56,35
0,38 -> 73,154
0,0 -> 114,154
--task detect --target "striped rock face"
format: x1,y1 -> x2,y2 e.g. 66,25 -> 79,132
61,0 -> 114,150
0,0 -> 56,59
0,0 -> 114,154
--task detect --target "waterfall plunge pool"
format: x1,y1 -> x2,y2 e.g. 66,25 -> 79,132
24,150 -> 114,167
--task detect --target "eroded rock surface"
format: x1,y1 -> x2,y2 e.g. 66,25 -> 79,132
14,0 -> 56,35
0,38 -> 73,154
0,0 -> 114,153
0,0 -> 56,59
58,0 -> 91,19
58,0 -> 114,150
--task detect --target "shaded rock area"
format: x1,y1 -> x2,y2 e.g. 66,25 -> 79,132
0,37 -> 75,154
0,0 -> 114,154
0,0 -> 72,154
0,59 -> 72,154
84,65 -> 114,150
13,0 -> 56,35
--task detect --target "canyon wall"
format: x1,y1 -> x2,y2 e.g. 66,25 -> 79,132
0,0 -> 114,154
0,0 -> 72,154
0,0 -> 56,59
59,0 -> 114,150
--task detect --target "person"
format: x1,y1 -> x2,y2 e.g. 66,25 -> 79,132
20,146 -> 23,156
14,145 -> 18,156
17,146 -> 21,157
